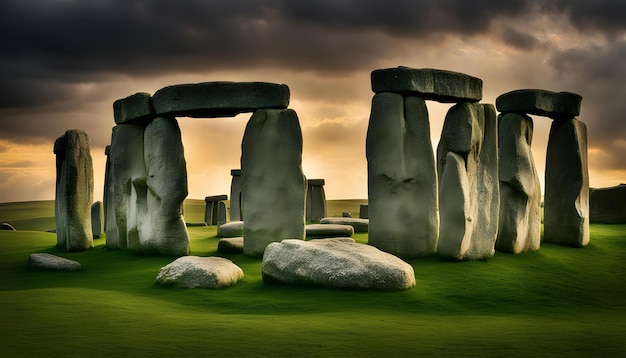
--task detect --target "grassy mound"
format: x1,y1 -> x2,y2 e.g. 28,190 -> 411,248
0,200 -> 625,357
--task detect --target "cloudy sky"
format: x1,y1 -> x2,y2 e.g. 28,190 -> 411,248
1,0 -> 624,203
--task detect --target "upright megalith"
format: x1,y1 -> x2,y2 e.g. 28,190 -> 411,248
53,130 -> 94,252
230,169 -> 243,221
91,201 -> 103,239
590,184 -> 626,224
495,113 -> 541,254
241,108 -> 306,257
143,116 -> 190,256
306,179 -> 327,222
437,102 -> 499,260
103,145 -> 115,244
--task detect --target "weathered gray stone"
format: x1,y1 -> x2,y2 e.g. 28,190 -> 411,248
156,256 -> 243,288
113,92 -> 156,124
217,201 -> 227,226
217,221 -> 244,238
544,118 -> 589,247
103,145 -> 115,246
366,92 -> 439,258
230,169 -> 243,221
27,253 -> 81,271
306,224 -> 354,239
1,222 -> 16,230
496,113 -> 541,254
217,237 -> 244,253
91,201 -> 103,239
204,195 -> 228,225
371,67 -> 482,103
306,179 -> 327,222
319,217 -> 369,233
241,109 -> 306,257
359,204 -> 369,219
590,184 -> 626,224
54,130 -> 94,252
437,103 -> 499,260
152,82 -> 290,118
496,89 -> 582,120
143,117 -> 190,256
262,239 -> 415,291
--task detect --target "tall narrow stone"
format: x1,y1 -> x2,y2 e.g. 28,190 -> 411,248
437,103 -> 499,260
91,201 -> 103,239
496,113 -> 541,254
306,179 -> 327,223
143,116 -> 190,256
53,130 -> 94,252
230,169 -> 243,221
241,109 -> 306,257
103,145 -> 116,247
366,92 -> 439,257
544,118 -> 589,247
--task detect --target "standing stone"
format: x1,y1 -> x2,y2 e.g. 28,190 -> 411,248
204,195 -> 228,225
306,179 -> 327,222
217,201 -> 227,226
53,130 -> 94,252
589,184 -> 626,224
496,113 -> 541,254
230,169 -> 243,221
366,92 -> 439,258
544,118 -> 589,247
143,116 -> 190,256
241,109 -> 306,257
103,145 -> 116,246
437,103 -> 499,260
91,201 -> 103,239
359,204 -> 369,219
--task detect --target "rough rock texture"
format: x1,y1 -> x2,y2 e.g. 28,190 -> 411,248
496,89 -> 582,120
91,201 -> 103,239
1,222 -> 16,231
544,118 -> 589,247
230,169 -> 243,221
306,224 -> 354,239
155,256 -> 243,288
113,92 -> 155,124
371,67 -> 482,103
437,103 -> 499,260
262,239 -> 415,291
103,145 -> 116,246
366,92 -> 439,257
54,130 -> 94,252
143,117 -> 190,256
241,109 -> 306,257
496,113 -> 542,254
27,253 -> 81,271
152,82 -> 290,118
217,237 -> 244,253
590,184 -> 626,224
217,221 -> 244,238
319,217 -> 369,233
306,179 -> 327,222
204,195 -> 228,225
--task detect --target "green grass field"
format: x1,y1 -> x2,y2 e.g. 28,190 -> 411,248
1,200 -> 625,357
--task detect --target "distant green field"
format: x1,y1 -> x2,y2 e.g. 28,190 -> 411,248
0,200 -> 625,357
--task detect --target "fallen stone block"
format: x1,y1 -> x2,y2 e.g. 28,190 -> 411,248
496,89 -> 582,120
306,224 -> 354,239
217,237 -> 244,254
217,221 -> 244,238
156,256 -> 243,289
27,253 -> 81,271
319,217 -> 369,233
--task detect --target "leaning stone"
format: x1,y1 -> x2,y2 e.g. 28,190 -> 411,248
590,184 -> 626,224
217,221 -> 244,238
496,89 -> 582,120
156,256 -> 243,289
319,217 -> 369,233
371,67 -> 482,103
262,239 -> 415,291
306,224 -> 354,239
496,113 -> 541,254
217,237 -> 244,254
152,82 -> 290,118
1,222 -> 16,231
367,93 -> 439,258
241,109 -> 306,257
113,92 -> 156,124
54,130 -> 94,252
91,201 -> 103,239
27,253 -> 81,271
544,118 -> 589,247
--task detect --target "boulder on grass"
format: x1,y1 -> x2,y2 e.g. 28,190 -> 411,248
319,217 -> 369,233
262,239 -> 415,291
217,237 -> 244,254
306,224 -> 354,239
27,253 -> 81,271
155,256 -> 243,289
217,221 -> 244,238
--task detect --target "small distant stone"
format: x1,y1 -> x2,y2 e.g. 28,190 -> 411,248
217,221 -> 244,238
186,222 -> 208,227
1,222 -> 16,231
342,212 -> 351,218
113,92 -> 156,124
217,237 -> 244,253
496,89 -> 582,120
371,67 -> 483,103
320,217 -> 369,233
27,253 -> 81,271
152,82 -> 290,118
306,224 -> 354,239
156,256 -> 244,289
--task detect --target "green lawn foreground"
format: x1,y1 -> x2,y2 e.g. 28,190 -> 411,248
0,201 -> 625,357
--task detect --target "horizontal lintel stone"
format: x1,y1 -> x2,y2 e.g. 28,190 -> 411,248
307,179 -> 325,186
496,89 -> 582,120
205,195 -> 228,202
113,92 -> 156,124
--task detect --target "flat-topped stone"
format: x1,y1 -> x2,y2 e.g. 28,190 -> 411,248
371,67 -> 482,103
27,253 -> 81,271
205,195 -> 228,202
319,217 -> 369,233
306,224 -> 354,239
496,89 -> 582,120
155,256 -> 243,289
217,237 -> 244,253
152,82 -> 290,118
113,92 -> 156,124
217,221 -> 244,238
